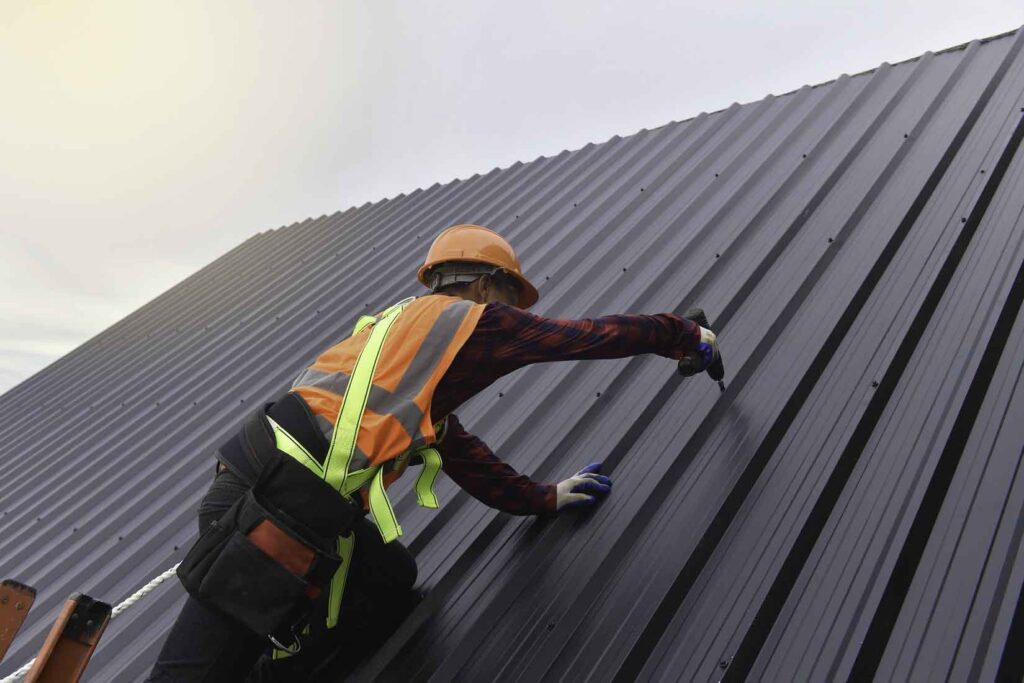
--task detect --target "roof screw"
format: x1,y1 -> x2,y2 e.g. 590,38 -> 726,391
16,602 -> 24,611
240,398 -> 245,403
498,392 -> 504,398
714,173 -> 720,178
640,187 -> 645,192
86,620 -> 94,628
545,276 -> 550,280
622,267 -> 627,272
546,622 -> 555,631
980,169 -> 986,174
871,381 -> 879,388
596,392 -> 602,397
719,659 -> 730,670
802,154 -> 807,158
0,596 -> 7,605
828,237 -> 834,243
903,133 -> 909,139
715,253 -> 721,258
174,545 -> 179,551
118,536 -> 123,541
71,613 -> 79,621
574,203 -> 578,207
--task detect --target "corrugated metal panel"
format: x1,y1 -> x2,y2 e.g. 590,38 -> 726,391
2,27 -> 1023,682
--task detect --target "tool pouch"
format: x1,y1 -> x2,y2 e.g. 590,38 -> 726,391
178,446 -> 358,642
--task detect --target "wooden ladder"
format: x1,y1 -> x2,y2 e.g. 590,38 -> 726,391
24,593 -> 111,683
0,579 -> 37,664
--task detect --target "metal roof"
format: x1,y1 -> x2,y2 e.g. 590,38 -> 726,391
3,26 -> 1024,682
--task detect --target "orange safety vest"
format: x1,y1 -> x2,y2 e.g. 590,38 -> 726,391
288,294 -> 484,516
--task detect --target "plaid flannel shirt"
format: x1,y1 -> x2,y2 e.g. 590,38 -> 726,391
432,301 -> 700,515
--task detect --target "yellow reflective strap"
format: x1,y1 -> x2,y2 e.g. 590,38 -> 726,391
322,302 -> 409,493
352,296 -> 416,337
414,448 -> 443,509
381,296 -> 415,317
266,416 -> 324,476
341,467 -> 375,496
369,466 -> 402,543
326,532 -> 356,629
352,315 -> 377,336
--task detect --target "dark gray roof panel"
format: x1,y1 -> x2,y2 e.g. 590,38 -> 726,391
2,27 -> 1023,682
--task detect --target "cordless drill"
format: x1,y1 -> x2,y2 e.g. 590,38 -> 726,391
677,308 -> 726,392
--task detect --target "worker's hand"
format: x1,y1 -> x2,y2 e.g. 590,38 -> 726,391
677,326 -> 720,377
556,463 -> 612,511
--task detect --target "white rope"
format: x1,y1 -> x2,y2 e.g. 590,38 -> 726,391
111,563 -> 180,618
0,563 -> 181,683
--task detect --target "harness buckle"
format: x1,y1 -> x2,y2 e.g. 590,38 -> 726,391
268,627 -> 302,655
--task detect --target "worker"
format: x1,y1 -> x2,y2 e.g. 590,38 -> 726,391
146,224 -> 719,682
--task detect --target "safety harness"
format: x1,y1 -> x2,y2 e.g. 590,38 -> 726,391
266,297 -> 445,655
277,297 -> 444,544
179,296 -> 452,656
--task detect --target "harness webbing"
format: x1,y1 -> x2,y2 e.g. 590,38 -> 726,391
414,448 -> 443,509
266,296 -> 452,648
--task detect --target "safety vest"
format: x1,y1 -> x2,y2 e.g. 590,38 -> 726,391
266,294 -> 484,655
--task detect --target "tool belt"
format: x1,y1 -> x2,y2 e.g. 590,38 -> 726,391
177,397 -> 362,645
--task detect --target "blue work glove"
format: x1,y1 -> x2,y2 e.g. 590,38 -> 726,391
555,463 -> 612,511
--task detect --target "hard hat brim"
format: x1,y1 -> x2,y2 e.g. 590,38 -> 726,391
417,258 -> 539,309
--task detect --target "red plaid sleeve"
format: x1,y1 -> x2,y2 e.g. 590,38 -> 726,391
432,302 -> 701,419
438,414 -> 556,515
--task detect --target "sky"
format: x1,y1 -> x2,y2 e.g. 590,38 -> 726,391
1,0 -> 1022,396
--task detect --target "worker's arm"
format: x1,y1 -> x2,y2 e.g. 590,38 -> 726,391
482,302 -> 701,368
431,303 -> 702,419
437,414 -> 557,515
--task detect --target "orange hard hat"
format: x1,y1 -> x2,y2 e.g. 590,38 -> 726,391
417,224 -> 539,308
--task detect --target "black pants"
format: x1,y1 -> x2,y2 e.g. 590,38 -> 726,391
147,469 -> 419,682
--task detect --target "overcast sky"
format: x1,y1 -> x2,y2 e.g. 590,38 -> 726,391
1,0 -> 1021,395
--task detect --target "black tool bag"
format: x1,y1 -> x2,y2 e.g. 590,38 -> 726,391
178,401 -> 361,643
